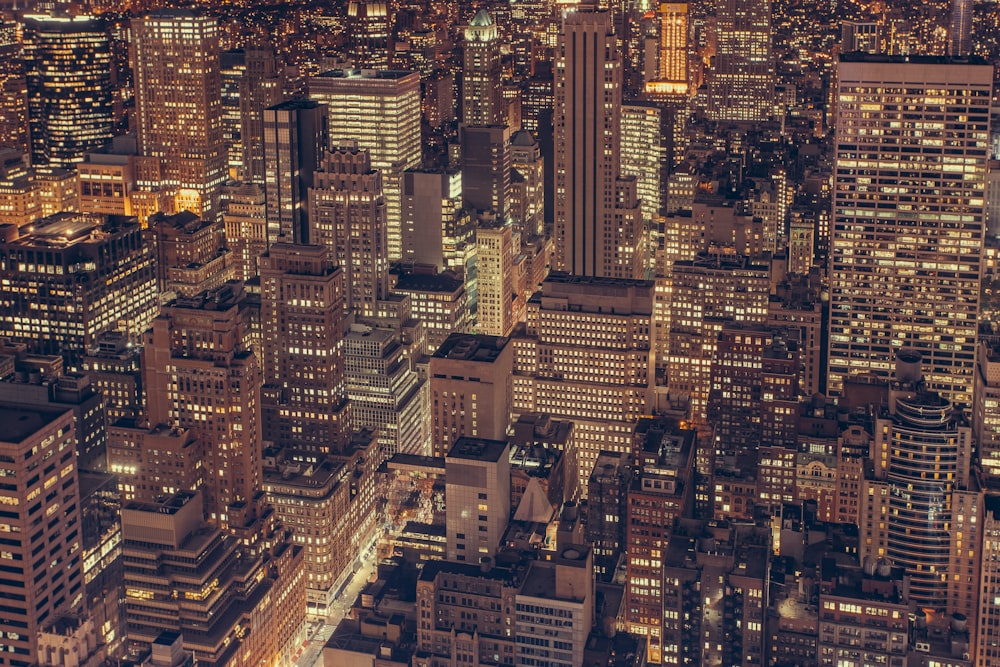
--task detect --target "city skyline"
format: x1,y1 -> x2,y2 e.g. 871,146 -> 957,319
0,0 -> 998,666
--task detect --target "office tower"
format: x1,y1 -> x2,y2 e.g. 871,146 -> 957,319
346,1 -> 391,69
859,353 -> 976,614
311,69 -> 421,261
23,14 -> 112,169
263,99 -> 327,245
220,50 -> 245,179
76,139 -> 138,217
978,495 -> 1000,666
78,470 -> 125,659
392,269 -> 470,353
429,333 -> 512,458
658,521 -> 769,667
0,407 -> 83,666
622,103 -> 670,225
645,2 -> 688,97
511,273 -> 654,490
222,182 -> 267,281
131,10 -> 226,220
816,561 -> 910,667
509,129 -> 544,236
841,21 -> 880,53
460,124 -> 511,216
950,0 -> 973,56
445,436 -> 510,562
260,244 -> 352,454
787,210 -> 814,275
666,255 -> 770,423
344,326 -> 426,456
462,10 -> 502,126
108,423 -> 204,503
514,547 -> 595,667
143,283 -> 264,533
0,21 -> 26,153
828,56 -> 992,403
148,210 -> 233,299
308,147 -> 389,318
241,45 -> 284,184
975,340 -> 1000,479
476,219 -> 517,337
121,491 -> 306,667
0,213 -> 157,366
587,450 -> 632,580
555,6 -> 647,280
707,0 -> 774,122
400,168 -> 474,273
708,325 -> 799,484
625,418 -> 697,664
263,454 -> 358,617
82,331 -> 143,423
768,274 -> 825,396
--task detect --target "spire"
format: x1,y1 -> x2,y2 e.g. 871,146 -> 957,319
470,9 -> 493,27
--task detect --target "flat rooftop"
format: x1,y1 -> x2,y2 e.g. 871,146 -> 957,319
433,333 -> 508,362
0,406 -> 69,443
447,436 -> 507,463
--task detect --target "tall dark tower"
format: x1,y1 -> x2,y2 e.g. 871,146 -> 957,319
554,3 -> 646,279
462,9 -> 502,126
23,14 -> 113,168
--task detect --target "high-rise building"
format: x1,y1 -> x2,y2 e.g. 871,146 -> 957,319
858,353 -> 977,616
0,407 -> 83,666
143,283 -> 264,533
23,14 -> 113,169
240,45 -> 284,185
475,219 -> 517,337
148,210 -> 233,299
263,99 -> 327,245
509,129 -> 544,236
308,147 -> 389,318
555,5 -> 647,279
828,55 -> 992,403
220,50 -> 245,180
429,333 -> 512,458
707,0 -> 774,122
345,1 -> 391,69
460,124 -> 511,217
949,0 -> 973,56
222,182 -> 267,281
344,326 -> 426,456
259,244 -> 352,454
131,10 -> 226,220
0,20 -> 27,154
621,103 -> 670,226
400,168 -> 474,273
975,340 -> 1000,479
977,494 -> 1000,666
0,213 -> 158,366
644,2 -> 689,97
511,273 -> 654,489
444,436 -> 510,562
310,69 -> 421,261
392,269 -> 470,353
462,10 -> 502,126
841,21 -> 880,53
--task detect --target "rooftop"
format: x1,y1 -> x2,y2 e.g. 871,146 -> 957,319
447,436 -> 507,463
0,406 -> 69,443
433,333 -> 508,362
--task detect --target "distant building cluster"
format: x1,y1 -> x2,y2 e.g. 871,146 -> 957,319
0,0 -> 999,667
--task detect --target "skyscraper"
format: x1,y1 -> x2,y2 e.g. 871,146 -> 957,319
707,0 -> 774,122
828,55 -> 992,403
23,14 -> 113,169
240,44 -> 284,185
462,10 -> 502,126
260,244 -> 352,454
263,99 -> 327,245
555,4 -> 647,279
311,69 -> 421,261
644,2 -> 688,97
131,10 -> 226,219
308,146 -> 389,318
0,213 -> 158,366
949,0 -> 973,56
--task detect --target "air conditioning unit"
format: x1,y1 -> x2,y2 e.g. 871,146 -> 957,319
914,642 -> 930,653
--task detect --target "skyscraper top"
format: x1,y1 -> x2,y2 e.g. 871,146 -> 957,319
470,9 -> 493,27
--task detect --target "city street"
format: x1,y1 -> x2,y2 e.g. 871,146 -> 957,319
294,547 -> 379,667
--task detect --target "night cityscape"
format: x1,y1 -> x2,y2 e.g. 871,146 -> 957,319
0,0 -> 998,665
